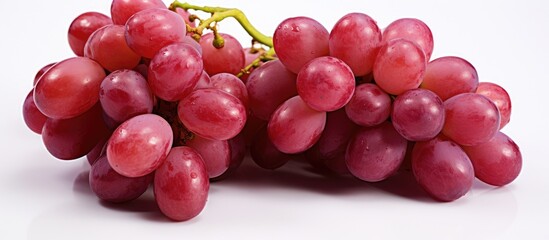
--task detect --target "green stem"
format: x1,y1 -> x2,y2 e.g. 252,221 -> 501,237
170,1 -> 273,47
237,48 -> 276,78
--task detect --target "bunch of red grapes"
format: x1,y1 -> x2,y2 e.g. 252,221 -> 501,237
22,0 -> 522,221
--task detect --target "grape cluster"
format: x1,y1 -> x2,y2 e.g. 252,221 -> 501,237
22,0 -> 522,221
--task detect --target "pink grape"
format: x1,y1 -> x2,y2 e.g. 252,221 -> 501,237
391,88 -> 445,141
207,73 -> 249,108
273,17 -> 329,73
267,96 -> 326,154
296,56 -> 355,112
251,126 -> 293,170
90,154 -> 153,203
421,56 -> 478,101
33,63 -> 56,86
412,136 -> 474,202
306,109 -> 357,175
107,114 -> 173,177
344,83 -> 391,127
329,12 -> 382,76
99,69 -> 154,123
443,93 -> 500,146
154,146 -> 209,221
148,42 -> 203,101
178,89 -> 247,141
199,32 -> 245,75
373,38 -> 426,95
476,82 -> 512,129
382,18 -> 434,61
246,60 -> 297,120
125,8 -> 187,58
345,122 -> 407,182
84,25 -> 141,72
185,134 -> 230,178
110,0 -> 167,25
22,90 -> 48,134
462,132 -> 522,186
34,57 -> 106,119
211,132 -> 247,181
68,12 -> 112,56
42,104 -> 109,160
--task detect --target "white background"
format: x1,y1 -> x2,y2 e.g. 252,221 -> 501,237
1,0 -> 548,239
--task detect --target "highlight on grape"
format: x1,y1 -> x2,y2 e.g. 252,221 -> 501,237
23,0 -> 522,221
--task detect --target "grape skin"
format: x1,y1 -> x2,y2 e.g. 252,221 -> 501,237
68,12 -> 112,57
110,0 -> 167,25
23,90 -> 48,134
421,56 -> 479,101
199,32 -> 245,75
84,25 -> 141,72
476,82 -> 512,129
185,134 -> 230,179
382,18 -> 434,61
345,83 -> 392,127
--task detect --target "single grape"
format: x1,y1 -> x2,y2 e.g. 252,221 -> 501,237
23,90 -> 48,134
110,0 -> 167,25
273,17 -> 329,73
125,8 -> 187,58
344,83 -> 391,127
34,57 -> 106,119
412,135 -> 474,202
107,114 -> 173,177
90,154 -> 153,203
345,122 -> 407,182
42,104 -> 109,160
199,32 -> 245,75
246,60 -> 297,120
99,69 -> 154,123
476,82 -> 512,129
178,89 -> 247,141
391,88 -> 445,141
251,125 -> 295,170
68,12 -> 112,56
443,93 -> 500,146
185,134 -> 230,179
84,25 -> 141,72
267,96 -> 326,154
148,42 -> 203,101
462,132 -> 522,186
329,12 -> 382,76
421,56 -> 478,101
296,56 -> 355,112
33,63 -> 56,86
382,18 -> 434,61
306,109 -> 357,175
154,146 -> 209,221
373,38 -> 426,95
207,73 -> 249,108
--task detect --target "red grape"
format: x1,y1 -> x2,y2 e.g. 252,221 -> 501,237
412,136 -> 474,202
246,60 -> 297,121
344,83 -> 391,127
199,32 -> 245,75
443,93 -> 500,146
84,25 -> 141,72
273,17 -> 329,73
154,146 -> 209,221
345,122 -> 407,182
107,114 -> 173,177
476,82 -> 512,129
421,56 -> 478,101
33,63 -> 56,86
110,0 -> 167,25
373,38 -> 426,95
34,57 -> 106,119
251,126 -> 293,170
267,96 -> 326,154
391,88 -> 445,141
178,89 -> 247,141
125,8 -> 187,58
68,12 -> 112,56
462,132 -> 522,186
208,73 -> 249,108
211,132 -> 247,181
22,90 -> 48,134
296,56 -> 355,112
382,18 -> 434,61
148,42 -> 203,101
185,134 -> 230,179
90,154 -> 153,203
329,13 -> 381,76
